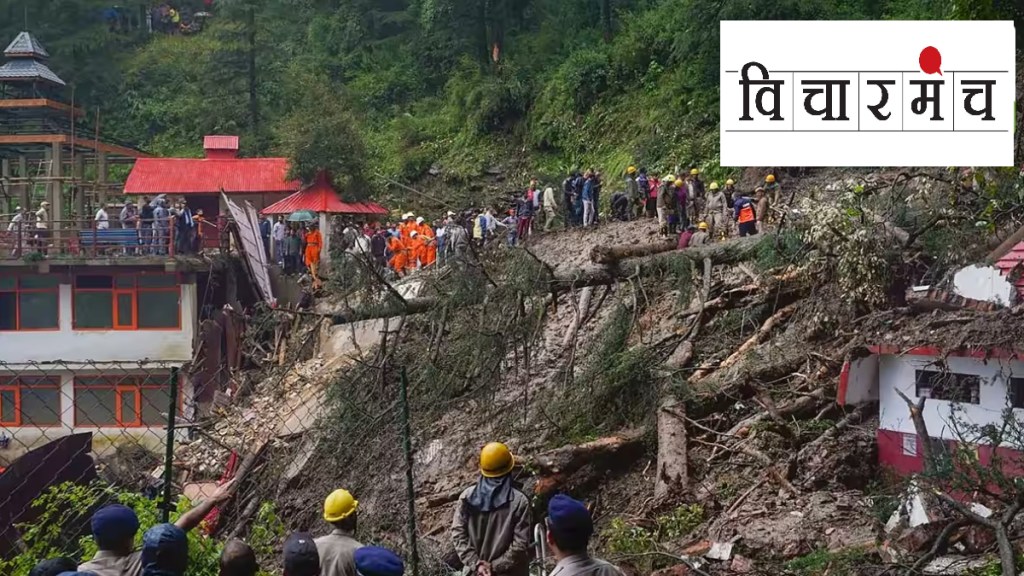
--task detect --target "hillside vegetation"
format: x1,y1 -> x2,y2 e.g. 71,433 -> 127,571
3,0 -> 1021,206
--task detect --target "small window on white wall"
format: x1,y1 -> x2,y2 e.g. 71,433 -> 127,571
902,433 -> 918,456
1010,378 -> 1024,409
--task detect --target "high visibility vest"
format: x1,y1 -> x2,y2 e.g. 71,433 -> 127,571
737,202 -> 755,224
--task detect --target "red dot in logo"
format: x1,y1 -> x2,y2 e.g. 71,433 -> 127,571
919,46 -> 942,75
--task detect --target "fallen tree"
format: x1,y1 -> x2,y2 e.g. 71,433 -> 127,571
590,233 -> 770,265
330,234 -> 783,325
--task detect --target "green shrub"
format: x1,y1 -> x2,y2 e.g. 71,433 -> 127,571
0,481 -> 284,576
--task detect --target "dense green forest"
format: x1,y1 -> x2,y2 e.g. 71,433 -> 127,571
2,0 -> 1020,200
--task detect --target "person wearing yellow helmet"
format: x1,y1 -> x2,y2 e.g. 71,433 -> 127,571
691,221 -> 710,246
764,174 -> 781,206
704,181 -> 727,241
685,169 -> 705,227
316,489 -> 364,576
451,442 -> 531,576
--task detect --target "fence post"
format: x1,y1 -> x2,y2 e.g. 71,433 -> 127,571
162,366 -> 180,523
399,367 -> 420,576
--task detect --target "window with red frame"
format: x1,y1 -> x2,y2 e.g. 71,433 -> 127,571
0,376 -> 62,426
72,274 -> 180,330
0,275 -> 59,331
73,375 -> 179,427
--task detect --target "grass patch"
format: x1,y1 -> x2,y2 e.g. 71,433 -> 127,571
785,548 -> 870,576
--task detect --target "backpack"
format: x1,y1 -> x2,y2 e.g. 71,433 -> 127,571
636,174 -> 649,195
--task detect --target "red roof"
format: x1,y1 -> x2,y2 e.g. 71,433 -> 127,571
124,157 -> 300,195
261,173 -> 387,216
994,240 -> 1024,300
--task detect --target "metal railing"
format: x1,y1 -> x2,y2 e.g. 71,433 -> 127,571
0,218 -> 226,260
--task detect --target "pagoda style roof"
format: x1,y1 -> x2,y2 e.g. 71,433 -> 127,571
4,32 -> 49,59
0,59 -> 65,85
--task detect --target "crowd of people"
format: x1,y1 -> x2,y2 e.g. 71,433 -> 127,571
148,1 -> 214,35
28,442 -> 619,576
345,169 -> 781,280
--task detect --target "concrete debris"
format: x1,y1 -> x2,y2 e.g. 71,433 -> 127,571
922,555 -> 992,575
729,555 -> 754,573
705,541 -> 734,561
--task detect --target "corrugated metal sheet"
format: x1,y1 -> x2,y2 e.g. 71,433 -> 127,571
994,240 -> 1024,300
224,194 -> 275,305
124,158 -> 299,195
261,177 -> 387,215
203,135 -> 240,150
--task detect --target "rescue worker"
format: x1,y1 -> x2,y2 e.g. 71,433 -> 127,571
80,480 -> 234,576
218,539 -> 259,576
544,495 -> 622,576
691,222 -> 710,247
354,547 -> 405,576
689,168 -> 705,218
655,176 -> 676,237
283,533 -> 320,576
400,213 -> 416,238
704,182 -> 727,240
388,232 -> 407,276
723,179 -> 737,207
734,192 -> 758,237
764,174 -> 782,206
451,442 -> 531,576
140,523 -> 188,576
316,489 -> 364,576
624,166 -> 639,221
305,222 -> 323,289
755,187 -> 770,233
416,217 -> 436,266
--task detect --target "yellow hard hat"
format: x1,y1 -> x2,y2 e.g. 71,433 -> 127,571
324,489 -> 359,523
726,179 -> 735,186
709,182 -> 719,190
627,166 -> 637,174
698,222 -> 709,230
479,442 -> 515,478
690,168 -> 699,175
674,179 -> 684,187
664,175 -> 675,183
766,174 -> 776,183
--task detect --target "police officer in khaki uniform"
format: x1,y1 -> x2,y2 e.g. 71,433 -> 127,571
315,489 -> 364,576
545,495 -> 622,576
451,442 -> 531,576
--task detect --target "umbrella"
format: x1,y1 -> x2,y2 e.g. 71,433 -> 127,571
288,210 -> 318,222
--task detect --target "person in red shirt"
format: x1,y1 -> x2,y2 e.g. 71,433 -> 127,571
677,224 -> 695,250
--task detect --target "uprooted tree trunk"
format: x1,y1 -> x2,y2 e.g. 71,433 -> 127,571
331,236 -> 786,325
894,390 -> 1023,576
529,431 -> 646,496
590,233 -> 770,265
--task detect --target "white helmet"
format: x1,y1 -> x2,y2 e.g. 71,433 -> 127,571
416,216 -> 425,224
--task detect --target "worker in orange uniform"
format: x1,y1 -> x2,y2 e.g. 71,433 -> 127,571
415,217 -> 436,268
305,222 -> 323,289
399,213 -> 416,238
387,232 -> 407,276
733,192 -> 758,237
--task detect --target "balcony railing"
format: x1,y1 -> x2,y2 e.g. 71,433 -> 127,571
0,218 -> 225,261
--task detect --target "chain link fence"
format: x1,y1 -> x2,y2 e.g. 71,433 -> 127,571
0,245 -> 553,576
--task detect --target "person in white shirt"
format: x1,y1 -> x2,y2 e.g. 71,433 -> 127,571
7,206 -> 23,232
272,216 -> 286,265
95,206 -> 110,230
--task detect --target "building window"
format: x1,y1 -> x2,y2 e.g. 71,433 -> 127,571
0,377 -> 62,426
902,433 -> 918,457
72,274 -> 180,330
73,375 -> 179,428
0,275 -> 59,331
1010,378 -> 1024,409
915,370 -> 981,405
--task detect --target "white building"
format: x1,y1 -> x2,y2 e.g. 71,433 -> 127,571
840,345 -> 1024,476
0,263 -> 197,464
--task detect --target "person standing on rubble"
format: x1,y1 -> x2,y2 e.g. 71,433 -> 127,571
316,489 -> 364,576
80,480 -> 234,576
704,182 -> 727,240
544,495 -> 623,576
734,191 -> 758,238
451,442 -> 531,576
623,166 -> 639,221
